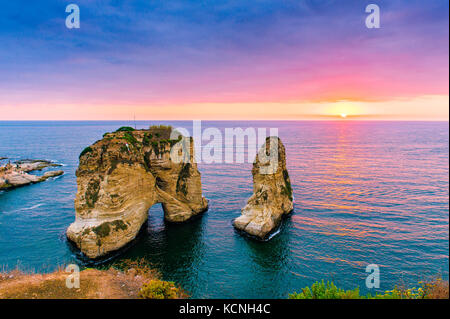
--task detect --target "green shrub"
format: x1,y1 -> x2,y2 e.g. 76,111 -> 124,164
176,163 -> 191,195
123,132 -> 138,145
79,146 -> 93,158
138,280 -> 182,299
169,136 -> 182,146
289,279 -> 449,299
116,126 -> 135,132
142,134 -> 151,146
91,220 -> 128,238
289,281 -> 360,299
85,178 -> 100,208
282,169 -> 293,201
151,141 -> 160,156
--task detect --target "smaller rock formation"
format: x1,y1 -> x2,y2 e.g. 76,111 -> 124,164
233,137 -> 293,239
0,160 -> 63,190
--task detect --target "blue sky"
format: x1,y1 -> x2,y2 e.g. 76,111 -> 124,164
0,0 -> 448,119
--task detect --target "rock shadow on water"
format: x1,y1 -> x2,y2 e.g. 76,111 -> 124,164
126,204 -> 207,269
235,211 -> 294,267
232,213 -> 295,298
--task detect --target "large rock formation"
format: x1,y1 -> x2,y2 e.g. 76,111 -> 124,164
233,137 -> 293,239
66,126 -> 208,259
0,160 -> 63,190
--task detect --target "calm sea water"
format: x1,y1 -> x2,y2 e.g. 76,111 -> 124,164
0,121 -> 448,298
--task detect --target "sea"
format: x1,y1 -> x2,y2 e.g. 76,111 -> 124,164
0,120 -> 448,298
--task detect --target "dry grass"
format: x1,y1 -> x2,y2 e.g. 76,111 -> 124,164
421,277 -> 449,299
0,259 -> 187,299
112,258 -> 160,278
0,268 -> 144,299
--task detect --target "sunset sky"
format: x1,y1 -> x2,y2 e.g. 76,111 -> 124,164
0,0 -> 448,120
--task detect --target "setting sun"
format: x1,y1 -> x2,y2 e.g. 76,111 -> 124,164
320,101 -> 362,119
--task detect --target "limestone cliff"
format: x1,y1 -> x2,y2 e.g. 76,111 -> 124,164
233,137 -> 293,239
66,126 -> 208,259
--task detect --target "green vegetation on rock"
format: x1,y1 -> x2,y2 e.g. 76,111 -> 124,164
0,182 -> 12,190
115,126 -> 135,132
91,220 -> 128,238
138,280 -> 182,299
151,141 -> 160,156
92,222 -> 111,238
281,169 -> 293,201
122,132 -> 138,146
79,147 -> 93,159
170,136 -> 182,146
176,163 -> 191,195
142,134 -> 151,146
289,281 -> 360,299
85,178 -> 100,208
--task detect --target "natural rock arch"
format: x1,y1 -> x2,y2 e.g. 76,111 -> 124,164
67,126 -> 208,259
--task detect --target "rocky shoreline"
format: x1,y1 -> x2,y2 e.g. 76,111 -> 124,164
0,159 -> 64,191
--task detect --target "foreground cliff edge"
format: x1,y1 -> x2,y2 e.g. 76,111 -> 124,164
0,260 -> 187,299
67,126 -> 208,259
233,137 -> 293,239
